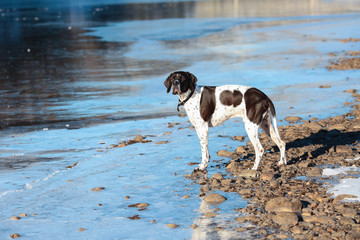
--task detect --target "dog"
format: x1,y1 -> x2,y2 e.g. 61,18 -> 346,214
164,71 -> 286,172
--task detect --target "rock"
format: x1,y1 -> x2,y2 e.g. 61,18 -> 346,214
306,167 -> 323,177
91,187 -> 105,192
265,197 -> 302,213
134,134 -> 144,142
260,171 -> 275,181
10,233 -> 21,239
210,173 -> 224,180
10,216 -> 21,220
336,205 -> 357,218
290,226 -> 303,235
334,145 -> 352,153
217,150 -> 236,158
190,224 -> 198,229
234,227 -> 247,232
328,123 -> 346,131
203,193 -> 227,204
128,203 -> 149,208
226,161 -> 240,171
232,136 -> 245,141
237,170 -> 259,178
235,146 -> 247,154
319,85 -> 331,88
166,223 -> 179,228
272,212 -> 298,226
183,195 -> 190,199
19,214 -> 27,217
345,89 -> 358,93
78,228 -> 86,232
128,215 -> 140,220
305,122 -> 323,131
203,212 -> 217,218
285,116 -> 302,123
155,141 -> 169,144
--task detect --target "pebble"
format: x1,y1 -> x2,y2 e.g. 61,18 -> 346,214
155,141 -> 169,144
78,228 -> 86,232
237,170 -> 259,178
306,167 -> 323,177
128,215 -> 140,220
285,116 -> 302,122
272,212 -> 299,226
203,212 -> 217,218
190,224 -> 198,229
265,197 -> 302,213
91,187 -> 105,192
10,216 -> 21,220
166,223 -> 179,228
217,150 -> 236,158
134,134 -> 144,142
10,233 -> 21,239
128,203 -> 149,208
203,193 -> 227,204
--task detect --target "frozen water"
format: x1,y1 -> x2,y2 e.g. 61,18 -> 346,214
1,0 -> 360,238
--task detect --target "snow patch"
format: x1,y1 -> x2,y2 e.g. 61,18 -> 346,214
322,166 -> 360,176
323,164 -> 360,202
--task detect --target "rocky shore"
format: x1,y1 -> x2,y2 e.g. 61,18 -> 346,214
186,89 -> 360,239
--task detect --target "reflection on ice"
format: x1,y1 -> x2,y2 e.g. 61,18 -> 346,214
1,0 -> 360,238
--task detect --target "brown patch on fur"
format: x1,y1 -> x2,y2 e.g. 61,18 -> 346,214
220,90 -> 243,107
244,88 -> 275,125
200,86 -> 216,122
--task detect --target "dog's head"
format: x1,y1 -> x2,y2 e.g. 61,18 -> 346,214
164,71 -> 197,95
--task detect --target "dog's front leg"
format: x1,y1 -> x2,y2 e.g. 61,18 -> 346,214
193,122 -> 210,172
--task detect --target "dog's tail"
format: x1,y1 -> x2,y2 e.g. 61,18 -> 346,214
268,100 -> 281,137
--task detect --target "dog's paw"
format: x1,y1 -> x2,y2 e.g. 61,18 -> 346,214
192,167 -> 208,175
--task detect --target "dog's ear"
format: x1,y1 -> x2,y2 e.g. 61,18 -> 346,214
164,73 -> 173,93
186,72 -> 197,91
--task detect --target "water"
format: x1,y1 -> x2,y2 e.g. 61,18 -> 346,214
1,0 -> 360,239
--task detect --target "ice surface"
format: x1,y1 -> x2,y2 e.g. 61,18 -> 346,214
2,0 -> 360,239
323,165 -> 360,202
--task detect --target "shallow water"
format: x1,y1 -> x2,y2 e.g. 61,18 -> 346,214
1,0 -> 360,239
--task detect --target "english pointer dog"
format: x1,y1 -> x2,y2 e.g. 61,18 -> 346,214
164,71 -> 286,172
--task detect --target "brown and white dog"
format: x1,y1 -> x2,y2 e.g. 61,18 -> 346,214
164,71 -> 286,172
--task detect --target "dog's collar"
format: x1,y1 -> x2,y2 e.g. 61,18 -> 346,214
177,88 -> 195,112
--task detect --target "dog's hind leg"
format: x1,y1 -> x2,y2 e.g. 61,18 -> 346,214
244,120 -> 263,170
261,110 -> 286,166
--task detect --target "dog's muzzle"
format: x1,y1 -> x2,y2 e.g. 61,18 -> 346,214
172,80 -> 181,95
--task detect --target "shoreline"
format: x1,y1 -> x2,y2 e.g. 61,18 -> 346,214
186,89 -> 360,239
